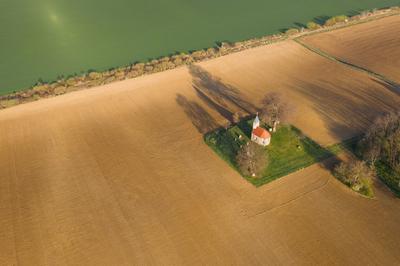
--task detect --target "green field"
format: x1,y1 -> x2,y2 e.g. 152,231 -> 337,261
205,120 -> 334,187
1,0 -> 399,94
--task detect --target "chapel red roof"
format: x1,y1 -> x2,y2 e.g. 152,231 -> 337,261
252,127 -> 271,139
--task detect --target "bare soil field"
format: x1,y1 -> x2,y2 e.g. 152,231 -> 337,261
195,41 -> 399,146
301,15 -> 400,84
1,21 -> 400,265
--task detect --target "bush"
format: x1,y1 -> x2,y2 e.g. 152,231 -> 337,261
32,84 -> 50,93
144,65 -> 154,72
159,57 -> 170,63
66,78 -> 78,87
133,63 -> 145,70
324,15 -> 349,26
172,58 -> 183,66
0,99 -> 19,108
206,47 -> 217,57
334,160 -> 375,197
191,50 -> 207,60
115,70 -> 126,80
359,174 -> 375,198
104,76 -> 116,84
88,72 -> 102,80
54,86 -> 67,95
32,94 -> 41,101
306,21 -> 321,30
285,28 -> 299,35
324,18 -> 337,26
183,56 -> 194,64
334,15 -> 349,23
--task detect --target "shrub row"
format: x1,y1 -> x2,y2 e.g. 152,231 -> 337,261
324,15 -> 349,27
1,6 -> 399,109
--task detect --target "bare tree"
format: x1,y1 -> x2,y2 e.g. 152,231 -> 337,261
334,160 -> 375,195
236,142 -> 268,177
232,111 -> 241,124
359,137 -> 381,168
260,92 -> 294,132
359,111 -> 400,173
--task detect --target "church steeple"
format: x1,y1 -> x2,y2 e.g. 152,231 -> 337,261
253,113 -> 260,129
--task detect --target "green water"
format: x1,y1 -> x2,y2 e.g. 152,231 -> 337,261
1,0 -> 399,94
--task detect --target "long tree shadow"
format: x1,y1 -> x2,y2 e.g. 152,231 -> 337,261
188,64 -> 256,123
280,69 -> 400,183
313,15 -> 330,25
370,77 -> 400,96
347,10 -> 361,16
176,94 -> 219,134
294,22 -> 306,28
290,77 -> 398,141
193,86 -> 233,122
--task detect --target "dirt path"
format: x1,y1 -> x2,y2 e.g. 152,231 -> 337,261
300,15 -> 400,84
294,38 -> 400,96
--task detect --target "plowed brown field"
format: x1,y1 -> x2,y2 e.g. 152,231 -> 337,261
1,19 -> 400,265
301,15 -> 400,83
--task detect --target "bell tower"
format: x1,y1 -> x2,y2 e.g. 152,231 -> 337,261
253,113 -> 260,129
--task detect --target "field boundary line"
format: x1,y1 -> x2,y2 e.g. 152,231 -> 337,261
293,38 -> 400,95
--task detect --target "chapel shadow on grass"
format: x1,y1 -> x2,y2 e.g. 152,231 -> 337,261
204,126 -> 246,170
237,119 -> 253,138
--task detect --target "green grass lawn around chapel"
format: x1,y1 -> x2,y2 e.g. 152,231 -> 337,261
204,119 -> 334,187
